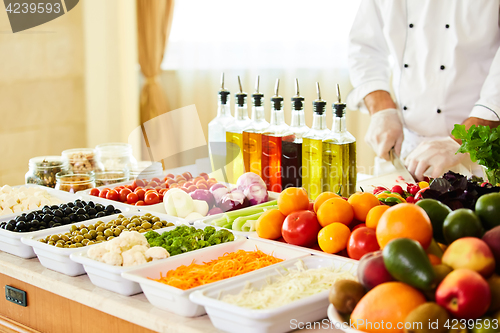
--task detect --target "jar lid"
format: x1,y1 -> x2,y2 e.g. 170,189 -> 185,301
29,156 -> 65,168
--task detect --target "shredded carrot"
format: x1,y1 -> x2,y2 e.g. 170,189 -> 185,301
149,249 -> 283,290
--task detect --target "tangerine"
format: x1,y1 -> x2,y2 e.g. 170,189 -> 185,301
317,198 -> 354,227
256,209 -> 286,240
348,192 -> 380,222
313,192 -> 340,213
376,203 -> 433,249
351,282 -> 426,333
317,222 -> 351,254
277,187 -> 310,216
365,205 -> 390,230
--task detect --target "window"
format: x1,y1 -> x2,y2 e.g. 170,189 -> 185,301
162,0 -> 362,70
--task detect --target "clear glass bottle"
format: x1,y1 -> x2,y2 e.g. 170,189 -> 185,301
225,76 -> 252,184
282,78 -> 309,189
129,161 -> 164,179
55,172 -> 96,193
302,82 -> 329,200
242,75 -> 269,177
208,73 -> 234,173
322,84 -> 357,197
95,143 -> 137,173
62,148 -> 96,174
25,156 -> 67,188
261,79 -> 294,192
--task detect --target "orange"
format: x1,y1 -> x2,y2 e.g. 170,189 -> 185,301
317,222 -> 350,254
376,203 -> 433,249
317,198 -> 354,227
427,253 -> 442,265
277,187 -> 309,216
348,192 -> 380,222
313,192 -> 340,213
365,205 -> 390,230
351,282 -> 426,333
256,209 -> 286,240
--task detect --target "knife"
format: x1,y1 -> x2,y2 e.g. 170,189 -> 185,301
389,147 -> 416,183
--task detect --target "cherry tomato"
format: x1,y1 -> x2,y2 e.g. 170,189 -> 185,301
159,193 -> 164,202
166,179 -> 176,186
135,200 -> 145,206
134,186 -> 143,193
197,183 -> 208,190
120,188 -> 132,202
200,173 -> 209,180
194,176 -> 204,183
178,180 -> 187,187
347,227 -> 380,260
135,179 -> 146,187
165,173 -> 175,179
148,181 -> 159,188
186,185 -> 198,193
89,188 -> 100,196
125,184 -> 135,191
99,189 -> 110,198
184,181 -> 194,188
135,189 -> 145,200
106,189 -> 120,201
182,172 -> 193,180
151,177 -> 161,184
175,175 -> 186,181
114,186 -> 124,191
127,192 -> 138,204
144,191 -> 160,205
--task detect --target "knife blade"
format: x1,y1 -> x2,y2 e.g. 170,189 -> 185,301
389,148 -> 416,183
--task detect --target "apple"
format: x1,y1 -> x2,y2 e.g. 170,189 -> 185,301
436,269 -> 491,319
442,237 -> 496,277
357,251 -> 394,290
483,226 -> 500,274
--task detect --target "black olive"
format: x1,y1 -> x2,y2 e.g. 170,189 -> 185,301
76,208 -> 86,215
64,207 -> 73,216
52,223 -> 61,228
16,216 -> 26,222
89,215 -> 96,219
43,214 -> 52,223
77,214 -> 86,221
76,201 -> 84,208
8,220 -> 16,226
81,214 -> 89,220
60,204 -> 67,209
29,227 -> 36,232
42,208 -> 52,215
54,209 -> 63,217
95,204 -> 104,212
72,207 -> 80,213
39,226 -> 46,230
68,213 -> 77,221
87,208 -> 97,216
114,209 -> 121,214
5,224 -> 14,231
21,213 -> 27,216
26,213 -> 35,221
66,202 -> 74,208
62,217 -> 71,224
105,205 -> 114,213
87,201 -> 95,208
30,220 -> 40,228
0,222 -> 6,228
50,205 -> 59,210
48,221 -> 55,228
13,227 -> 19,232
52,216 -> 62,224
96,211 -> 106,218
16,221 -> 26,230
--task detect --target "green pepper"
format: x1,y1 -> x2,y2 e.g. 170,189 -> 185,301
385,197 -> 403,204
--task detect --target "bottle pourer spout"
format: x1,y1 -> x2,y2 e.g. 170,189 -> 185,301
238,75 -> 243,93
255,75 -> 260,93
221,72 -> 225,90
316,82 -> 321,100
336,84 -> 341,103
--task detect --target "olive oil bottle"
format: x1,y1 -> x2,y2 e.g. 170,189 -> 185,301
302,82 -> 329,200
322,84 -> 356,197
225,76 -> 252,184
208,73 -> 233,175
242,76 -> 269,177
281,79 -> 309,189
261,79 -> 294,192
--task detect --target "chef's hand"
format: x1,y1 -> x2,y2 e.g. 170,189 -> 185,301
405,137 -> 465,181
364,108 -> 404,160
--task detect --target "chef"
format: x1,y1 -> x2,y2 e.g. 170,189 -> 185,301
346,0 -> 500,181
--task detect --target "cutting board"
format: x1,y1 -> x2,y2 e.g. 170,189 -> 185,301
356,171 -> 415,192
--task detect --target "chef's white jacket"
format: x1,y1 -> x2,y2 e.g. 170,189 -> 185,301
347,0 -> 500,157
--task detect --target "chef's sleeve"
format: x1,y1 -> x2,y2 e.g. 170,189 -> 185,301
346,0 -> 392,113
470,34 -> 500,121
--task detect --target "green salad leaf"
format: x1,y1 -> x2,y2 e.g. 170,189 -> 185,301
452,124 -> 500,170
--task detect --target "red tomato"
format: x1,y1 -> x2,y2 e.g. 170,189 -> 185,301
308,202 -> 314,211
165,173 -> 175,179
166,179 -> 176,186
125,184 -> 135,191
144,191 -> 160,205
197,183 -> 208,190
135,189 -> 145,200
178,180 -> 187,186
127,192 -> 138,204
135,179 -> 146,187
148,181 -> 159,188
154,186 -> 163,192
134,186 -> 143,193
106,190 -> 120,201
175,175 -> 186,181
89,188 -> 100,196
119,188 -> 132,202
135,200 -> 145,206
200,173 -> 209,180
114,186 -> 124,191
159,193 -> 164,202
184,181 -> 194,188
182,172 -> 193,180
186,185 -> 198,193
351,223 -> 367,232
159,188 -> 168,194
151,177 -> 161,184
347,227 -> 380,260
99,189 -> 110,198
282,210 -> 321,247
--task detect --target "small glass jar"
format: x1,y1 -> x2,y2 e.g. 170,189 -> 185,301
94,170 -> 129,187
25,156 -> 67,188
55,172 -> 95,193
62,148 -> 96,173
95,143 -> 137,173
129,161 -> 163,179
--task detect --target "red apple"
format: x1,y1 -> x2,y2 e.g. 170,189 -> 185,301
442,237 -> 496,277
483,226 -> 500,274
357,251 -> 394,290
436,269 -> 491,319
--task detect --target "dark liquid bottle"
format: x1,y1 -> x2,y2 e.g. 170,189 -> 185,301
281,79 -> 309,189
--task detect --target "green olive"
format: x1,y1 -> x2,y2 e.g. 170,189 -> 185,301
50,235 -> 60,242
69,225 -> 77,232
87,224 -> 95,230
80,228 -> 88,234
117,225 -> 126,230
141,216 -> 151,222
74,235 -> 84,243
144,213 -> 152,217
114,219 -> 122,226
82,239 -> 89,246
129,227 -> 137,232
97,231 -> 104,236
96,225 -> 105,233
167,222 -> 175,227
75,243 -> 83,248
138,228 -> 146,233
87,241 -> 95,246
96,235 -> 105,241
48,241 -> 55,246
113,228 -> 122,236
103,229 -> 113,237
88,230 -> 97,239
64,245 -> 70,248
153,222 -> 163,228
141,222 -> 152,229
151,216 -> 160,223
118,214 -> 125,219
69,244 -> 76,248
126,223 -> 135,230
84,233 -> 92,240
56,239 -> 65,245
160,220 -> 168,225
61,235 -> 70,242
131,218 -> 141,225
66,241 -> 72,245
107,236 -> 115,241
55,243 -> 63,248
96,240 -> 103,243
152,226 -> 160,230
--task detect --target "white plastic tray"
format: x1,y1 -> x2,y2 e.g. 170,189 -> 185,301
121,239 -> 311,317
21,211 -> 180,276
328,304 -> 364,333
189,256 -> 357,333
70,226 -> 246,296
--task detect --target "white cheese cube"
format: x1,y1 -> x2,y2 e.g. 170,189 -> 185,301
4,198 -> 18,209
28,203 -> 39,211
1,185 -> 12,194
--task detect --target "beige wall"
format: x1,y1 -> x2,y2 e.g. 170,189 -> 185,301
0,5 -> 86,185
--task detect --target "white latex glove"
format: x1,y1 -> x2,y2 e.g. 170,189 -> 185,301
364,108 -> 404,161
405,137 -> 465,181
